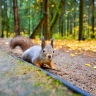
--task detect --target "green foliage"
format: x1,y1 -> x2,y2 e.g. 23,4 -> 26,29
0,0 -> 96,40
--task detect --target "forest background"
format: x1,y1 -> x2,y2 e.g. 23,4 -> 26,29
0,0 -> 96,40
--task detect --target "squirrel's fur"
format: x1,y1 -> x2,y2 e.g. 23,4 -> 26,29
10,36 -> 33,51
10,36 -> 55,69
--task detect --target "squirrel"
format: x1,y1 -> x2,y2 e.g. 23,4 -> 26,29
10,36 -> 33,51
10,36 -> 55,69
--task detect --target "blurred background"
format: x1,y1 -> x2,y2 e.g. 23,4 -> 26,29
0,0 -> 96,40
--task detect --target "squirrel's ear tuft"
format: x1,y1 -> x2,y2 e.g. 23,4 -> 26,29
50,38 -> 54,48
41,37 -> 46,49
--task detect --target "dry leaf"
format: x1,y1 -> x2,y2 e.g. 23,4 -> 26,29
5,42 -> 9,45
93,66 -> 96,69
85,64 -> 91,67
70,54 -> 75,57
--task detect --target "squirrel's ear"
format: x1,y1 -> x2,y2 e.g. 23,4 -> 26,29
50,38 -> 54,48
41,37 -> 45,49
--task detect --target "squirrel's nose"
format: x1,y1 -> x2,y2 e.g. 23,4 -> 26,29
48,55 -> 51,59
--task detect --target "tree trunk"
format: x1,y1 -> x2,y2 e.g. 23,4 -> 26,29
5,0 -> 9,38
29,17 -> 45,39
70,16 -> 72,34
0,0 -> 4,38
67,13 -> 70,36
30,0 -> 65,39
61,20 -> 64,37
1,21 -> 4,38
59,18 -> 61,35
73,0 -> 76,37
78,0 -> 83,40
91,0 -> 95,38
13,0 -> 20,36
28,7 -> 30,36
0,0 -> 2,37
87,0 -> 91,38
50,0 -> 65,36
43,0 -> 50,40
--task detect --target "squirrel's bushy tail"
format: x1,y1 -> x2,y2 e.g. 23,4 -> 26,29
10,36 -> 33,51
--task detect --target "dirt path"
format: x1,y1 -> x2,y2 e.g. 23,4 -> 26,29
0,38 -> 96,96
1,49 -> 80,96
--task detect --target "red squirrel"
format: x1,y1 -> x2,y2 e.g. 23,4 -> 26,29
10,36 -> 55,69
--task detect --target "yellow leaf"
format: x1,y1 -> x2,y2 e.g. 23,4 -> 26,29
85,64 -> 91,67
70,54 -> 75,57
75,52 -> 81,55
93,66 -> 96,69
93,50 -> 96,52
5,42 -> 9,45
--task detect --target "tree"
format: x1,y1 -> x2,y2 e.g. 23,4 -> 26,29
0,0 -> 8,38
1,0 -> 95,39
50,0 -> 65,36
30,0 -> 65,39
0,0 -> 2,37
43,0 -> 50,40
78,0 -> 84,40
29,17 -> 45,39
13,0 -> 20,36
73,0 -> 77,35
5,0 -> 9,38
91,0 -> 95,38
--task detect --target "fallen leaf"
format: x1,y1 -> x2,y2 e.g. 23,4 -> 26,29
75,52 -> 81,55
85,64 -> 91,67
70,54 -> 75,57
5,42 -> 9,45
93,66 -> 96,69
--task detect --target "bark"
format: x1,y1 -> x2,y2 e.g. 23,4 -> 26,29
78,0 -> 83,40
61,20 -> 64,36
13,0 -> 20,36
43,0 -> 50,40
28,7 -> 30,36
0,0 -> 2,37
59,19 -> 61,35
73,0 -> 76,37
91,0 -> 95,38
1,21 -> 4,38
69,16 -> 72,34
87,1 -> 91,38
67,14 -> 70,36
5,1 -> 9,38
30,0 -> 65,39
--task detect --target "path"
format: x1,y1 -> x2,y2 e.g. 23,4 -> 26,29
0,38 -> 96,96
0,49 -> 81,96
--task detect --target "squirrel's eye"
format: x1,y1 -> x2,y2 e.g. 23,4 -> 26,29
53,50 -> 54,53
43,50 -> 45,52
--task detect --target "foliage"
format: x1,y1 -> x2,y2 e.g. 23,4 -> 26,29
0,0 -> 96,39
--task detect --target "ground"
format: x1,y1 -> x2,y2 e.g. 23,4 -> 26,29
0,49 -> 80,96
0,38 -> 96,96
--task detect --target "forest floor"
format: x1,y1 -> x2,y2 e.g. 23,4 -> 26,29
0,38 -> 96,96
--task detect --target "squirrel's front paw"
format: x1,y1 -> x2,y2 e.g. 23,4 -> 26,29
51,65 -> 55,69
49,63 -> 56,69
52,66 -> 58,70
